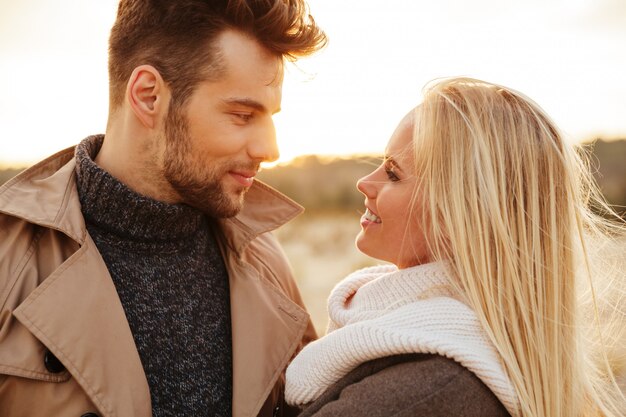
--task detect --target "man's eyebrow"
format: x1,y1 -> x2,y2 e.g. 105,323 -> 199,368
222,97 -> 281,114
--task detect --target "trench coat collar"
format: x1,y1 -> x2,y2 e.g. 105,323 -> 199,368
12,236 -> 153,417
0,145 -> 304,249
1,145 -> 305,417
218,179 -> 303,256
0,147 -> 87,243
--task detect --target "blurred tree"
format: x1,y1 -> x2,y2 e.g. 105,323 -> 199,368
585,139 -> 626,217
257,140 -> 626,217
0,168 -> 24,186
1,140 -> 624,217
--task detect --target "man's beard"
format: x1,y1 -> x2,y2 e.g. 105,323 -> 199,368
162,106 -> 252,218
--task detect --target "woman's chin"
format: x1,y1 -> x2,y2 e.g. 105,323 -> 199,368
355,235 -> 379,261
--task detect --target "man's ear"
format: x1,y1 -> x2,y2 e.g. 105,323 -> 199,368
125,65 -> 169,129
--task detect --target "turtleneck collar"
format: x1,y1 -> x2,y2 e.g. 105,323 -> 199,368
286,261 -> 521,416
327,261 -> 458,331
74,134 -> 203,242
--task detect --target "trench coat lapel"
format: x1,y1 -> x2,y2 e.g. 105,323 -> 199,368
228,258 -> 309,417
13,236 -> 151,417
5,147 -> 309,417
221,182 -> 309,417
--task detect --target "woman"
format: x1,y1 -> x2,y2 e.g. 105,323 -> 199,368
285,78 -> 625,417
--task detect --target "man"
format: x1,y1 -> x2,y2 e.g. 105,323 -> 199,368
0,1 -> 326,416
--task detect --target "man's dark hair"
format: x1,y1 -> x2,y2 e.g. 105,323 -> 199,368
108,0 -> 327,109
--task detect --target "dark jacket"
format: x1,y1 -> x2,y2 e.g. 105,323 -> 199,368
299,353 -> 512,417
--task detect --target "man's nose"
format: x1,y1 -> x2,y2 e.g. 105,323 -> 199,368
248,122 -> 279,163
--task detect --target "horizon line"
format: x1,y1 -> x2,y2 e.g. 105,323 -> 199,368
2,136 -> 625,170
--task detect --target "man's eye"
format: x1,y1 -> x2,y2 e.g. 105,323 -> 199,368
233,113 -> 253,122
385,169 -> 400,182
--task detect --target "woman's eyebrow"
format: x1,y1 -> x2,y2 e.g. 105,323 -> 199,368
383,155 -> 405,173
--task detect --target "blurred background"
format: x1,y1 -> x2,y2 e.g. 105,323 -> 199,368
0,6 -> 626,392
2,0 -> 626,166
1,0 -> 625,382
2,0 -> 624,330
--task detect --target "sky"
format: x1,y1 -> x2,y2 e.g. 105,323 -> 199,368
1,0 -> 625,167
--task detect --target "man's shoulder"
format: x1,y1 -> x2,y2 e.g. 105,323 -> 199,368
0,146 -> 76,197
0,146 -> 77,218
0,146 -> 85,244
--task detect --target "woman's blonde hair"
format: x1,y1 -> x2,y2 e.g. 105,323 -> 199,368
413,77 -> 625,417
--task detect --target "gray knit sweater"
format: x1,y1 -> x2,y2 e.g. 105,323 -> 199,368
75,135 -> 232,417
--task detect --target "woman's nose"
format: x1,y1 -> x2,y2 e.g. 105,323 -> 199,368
357,171 -> 377,197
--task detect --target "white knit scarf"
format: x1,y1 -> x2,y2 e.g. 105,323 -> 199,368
285,261 -> 521,417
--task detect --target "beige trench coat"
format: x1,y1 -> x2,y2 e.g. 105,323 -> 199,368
0,146 -> 316,417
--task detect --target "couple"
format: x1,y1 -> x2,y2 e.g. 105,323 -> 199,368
0,1 -> 624,417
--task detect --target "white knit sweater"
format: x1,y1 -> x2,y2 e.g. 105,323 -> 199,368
285,261 -> 521,417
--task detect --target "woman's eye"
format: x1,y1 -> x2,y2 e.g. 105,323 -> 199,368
385,169 -> 400,182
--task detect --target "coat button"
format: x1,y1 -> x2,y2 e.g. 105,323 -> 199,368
273,405 -> 280,417
81,414 -> 99,417
44,350 -> 66,374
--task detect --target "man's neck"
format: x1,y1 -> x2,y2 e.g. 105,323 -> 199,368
98,123 -> 180,205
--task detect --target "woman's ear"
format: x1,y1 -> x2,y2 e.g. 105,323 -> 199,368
125,65 -> 169,129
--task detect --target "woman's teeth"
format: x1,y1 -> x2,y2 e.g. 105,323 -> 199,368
364,208 -> 381,223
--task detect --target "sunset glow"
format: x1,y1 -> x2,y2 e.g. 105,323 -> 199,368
1,0 -> 625,168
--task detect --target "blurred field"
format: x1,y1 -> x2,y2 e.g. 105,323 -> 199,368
273,210 -> 380,333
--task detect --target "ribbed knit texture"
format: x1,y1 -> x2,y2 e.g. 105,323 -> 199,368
75,135 -> 232,417
285,261 -> 521,417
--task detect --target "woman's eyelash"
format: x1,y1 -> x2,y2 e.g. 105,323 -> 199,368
385,168 -> 400,181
